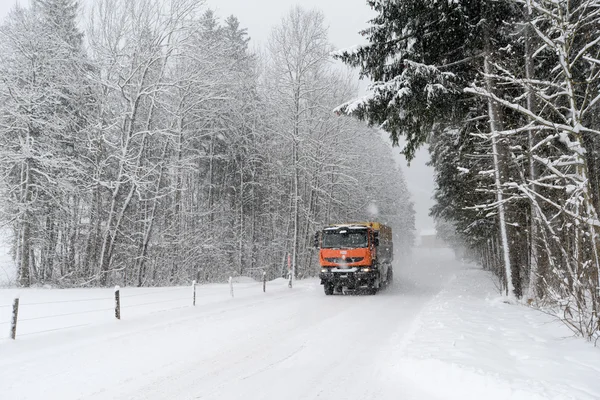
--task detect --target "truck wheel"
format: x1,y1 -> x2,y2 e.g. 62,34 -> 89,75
324,283 -> 334,295
386,266 -> 394,286
367,285 -> 377,295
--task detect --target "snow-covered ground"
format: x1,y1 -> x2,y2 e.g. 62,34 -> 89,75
388,258 -> 600,400
1,249 -> 598,399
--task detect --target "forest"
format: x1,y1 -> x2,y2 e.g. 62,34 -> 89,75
0,1 -> 415,288
336,0 -> 600,339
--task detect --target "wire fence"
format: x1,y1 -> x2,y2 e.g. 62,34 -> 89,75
19,297 -> 112,306
1,273 -> 271,340
124,296 -> 191,308
120,287 -> 187,298
18,307 -> 116,322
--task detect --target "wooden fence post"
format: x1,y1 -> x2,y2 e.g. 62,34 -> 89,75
10,297 -> 19,340
192,280 -> 196,306
229,276 -> 234,298
263,271 -> 266,293
114,286 -> 121,320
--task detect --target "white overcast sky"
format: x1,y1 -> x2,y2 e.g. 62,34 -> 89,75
0,0 -> 435,233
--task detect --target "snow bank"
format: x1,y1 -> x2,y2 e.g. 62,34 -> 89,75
230,276 -> 256,284
0,279 -> 319,399
0,278 -> 308,340
387,264 -> 600,400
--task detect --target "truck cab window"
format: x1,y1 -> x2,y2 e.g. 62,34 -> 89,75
322,231 -> 368,249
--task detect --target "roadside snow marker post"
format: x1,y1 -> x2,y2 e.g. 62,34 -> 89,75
229,276 -> 234,298
192,280 -> 196,306
263,271 -> 267,293
114,286 -> 121,320
10,297 -> 19,340
288,253 -> 292,289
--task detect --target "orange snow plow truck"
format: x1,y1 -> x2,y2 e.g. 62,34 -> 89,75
314,222 -> 393,295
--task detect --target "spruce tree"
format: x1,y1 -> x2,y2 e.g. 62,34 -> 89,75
33,0 -> 83,49
334,0 -> 520,161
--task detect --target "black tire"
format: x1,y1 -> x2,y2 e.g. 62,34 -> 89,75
324,283 -> 334,295
367,286 -> 378,295
386,266 -> 394,286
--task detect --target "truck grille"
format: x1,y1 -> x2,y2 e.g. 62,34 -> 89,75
324,257 -> 364,263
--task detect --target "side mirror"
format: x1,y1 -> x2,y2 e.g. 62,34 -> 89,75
313,232 -> 320,249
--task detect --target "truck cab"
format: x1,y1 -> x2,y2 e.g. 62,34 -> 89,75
315,223 -> 393,295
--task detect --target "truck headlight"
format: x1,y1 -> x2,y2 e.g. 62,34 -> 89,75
361,268 -> 371,272
321,268 -> 327,273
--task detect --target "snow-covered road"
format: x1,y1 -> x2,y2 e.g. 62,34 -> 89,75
3,248 -> 599,400
1,249 -> 459,400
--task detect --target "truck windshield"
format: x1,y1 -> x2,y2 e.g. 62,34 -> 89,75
322,230 -> 368,249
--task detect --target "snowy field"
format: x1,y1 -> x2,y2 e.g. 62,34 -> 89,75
1,248 -> 599,400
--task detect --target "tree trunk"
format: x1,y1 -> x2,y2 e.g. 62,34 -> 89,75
484,37 -> 515,298
18,144 -> 32,287
524,14 -> 540,301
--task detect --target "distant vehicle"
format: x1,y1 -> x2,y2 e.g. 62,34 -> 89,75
314,222 -> 393,295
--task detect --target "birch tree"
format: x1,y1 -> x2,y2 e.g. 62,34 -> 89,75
266,6 -> 333,279
86,0 -> 200,285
